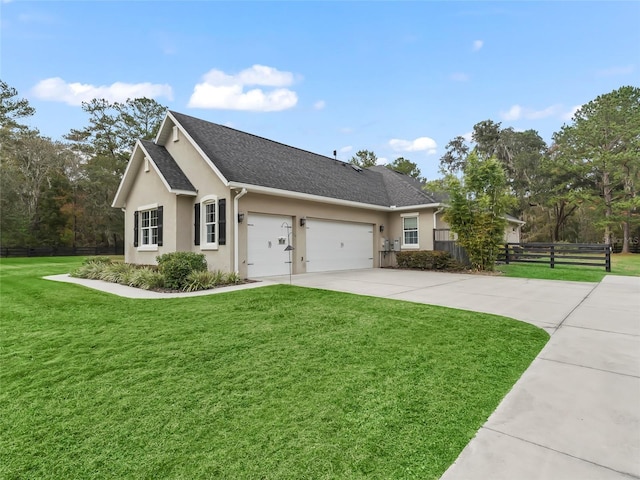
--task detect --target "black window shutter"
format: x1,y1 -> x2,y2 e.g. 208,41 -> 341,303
133,211 -> 139,247
218,199 -> 226,245
157,206 -> 163,246
194,203 -> 201,246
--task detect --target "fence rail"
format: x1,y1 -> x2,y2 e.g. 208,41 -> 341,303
0,245 -> 124,258
499,243 -> 611,272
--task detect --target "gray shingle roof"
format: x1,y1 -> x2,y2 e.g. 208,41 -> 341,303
170,111 -> 440,208
368,166 -> 438,206
141,140 -> 196,193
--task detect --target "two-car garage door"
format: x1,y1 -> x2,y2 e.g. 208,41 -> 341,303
247,214 -> 373,277
306,219 -> 373,273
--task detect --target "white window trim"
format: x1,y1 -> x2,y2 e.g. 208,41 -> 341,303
401,212 -> 420,249
137,203 -> 159,251
200,195 -> 218,251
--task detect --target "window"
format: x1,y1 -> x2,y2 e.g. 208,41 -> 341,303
402,215 -> 419,247
196,196 -> 226,249
134,204 -> 163,250
142,209 -> 158,245
204,201 -> 216,244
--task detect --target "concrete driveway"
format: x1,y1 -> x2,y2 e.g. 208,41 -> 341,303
266,269 -> 640,480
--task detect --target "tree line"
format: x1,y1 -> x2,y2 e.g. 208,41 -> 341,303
350,86 -> 639,255
1,81 -> 638,255
1,80 -> 166,248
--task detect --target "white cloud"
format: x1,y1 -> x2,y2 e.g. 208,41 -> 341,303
389,137 -> 437,155
500,104 -> 562,121
596,65 -> 634,77
314,100 -> 326,110
461,131 -> 473,142
339,145 -> 352,154
188,64 -> 298,111
32,77 -> 173,106
501,104 -> 522,121
472,40 -> 484,51
450,72 -> 470,82
377,157 -> 389,165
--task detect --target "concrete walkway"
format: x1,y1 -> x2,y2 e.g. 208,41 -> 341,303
47,269 -> 640,478
265,270 -> 640,480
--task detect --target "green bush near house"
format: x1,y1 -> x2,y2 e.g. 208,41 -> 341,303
156,252 -> 208,290
396,250 -> 464,271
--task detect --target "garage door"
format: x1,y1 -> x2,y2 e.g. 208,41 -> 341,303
247,214 -> 294,277
306,219 -> 373,273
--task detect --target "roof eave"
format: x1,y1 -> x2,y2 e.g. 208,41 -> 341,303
112,140 -> 144,209
229,182 -> 443,211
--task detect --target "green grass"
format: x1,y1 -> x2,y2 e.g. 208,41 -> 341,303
1,257 -> 548,479
497,253 -> 640,282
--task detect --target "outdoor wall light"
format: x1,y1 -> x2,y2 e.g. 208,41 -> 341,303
379,225 -> 384,232
237,213 -> 245,223
300,217 -> 306,227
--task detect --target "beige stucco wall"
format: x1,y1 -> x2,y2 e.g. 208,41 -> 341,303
387,208 -> 438,252
237,193 -> 389,277
164,128 -> 233,272
123,160 -> 178,265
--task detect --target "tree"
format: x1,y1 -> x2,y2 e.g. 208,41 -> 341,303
65,97 -> 166,246
349,149 -> 378,168
386,157 -> 423,181
553,86 -> 640,250
443,152 -> 513,271
0,131 -> 73,245
0,80 -> 35,134
439,136 -> 469,175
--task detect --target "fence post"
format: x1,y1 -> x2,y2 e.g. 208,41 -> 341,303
550,244 -> 555,269
605,245 -> 611,273
505,244 -> 510,265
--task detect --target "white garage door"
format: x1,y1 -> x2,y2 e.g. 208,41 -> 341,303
306,219 -> 373,273
247,214 -> 294,277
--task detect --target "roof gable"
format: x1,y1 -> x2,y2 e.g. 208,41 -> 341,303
112,140 -> 196,208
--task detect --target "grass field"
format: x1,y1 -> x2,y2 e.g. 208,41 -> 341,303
1,257 -> 548,479
497,253 -> 640,282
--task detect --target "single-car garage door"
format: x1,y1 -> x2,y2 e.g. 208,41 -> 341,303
247,214 -> 294,277
306,219 -> 373,273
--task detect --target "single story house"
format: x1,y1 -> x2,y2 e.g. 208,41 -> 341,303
112,111 -> 523,277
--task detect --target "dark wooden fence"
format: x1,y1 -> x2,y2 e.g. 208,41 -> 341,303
499,243 -> 611,272
0,244 -> 124,258
433,229 -> 470,266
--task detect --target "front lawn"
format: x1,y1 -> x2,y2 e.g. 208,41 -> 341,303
497,253 -> 640,282
1,257 -> 548,479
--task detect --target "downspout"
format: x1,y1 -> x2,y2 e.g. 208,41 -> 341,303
433,207 -> 444,250
433,207 -> 444,229
233,188 -> 248,273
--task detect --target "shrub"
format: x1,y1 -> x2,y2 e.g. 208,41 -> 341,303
225,271 -> 241,285
396,250 -> 463,271
99,262 -> 136,284
183,270 -> 217,292
71,262 -> 107,279
156,252 -> 207,290
82,256 -> 112,266
128,268 -> 165,290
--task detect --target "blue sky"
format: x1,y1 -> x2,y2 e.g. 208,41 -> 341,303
3,1 -> 639,180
